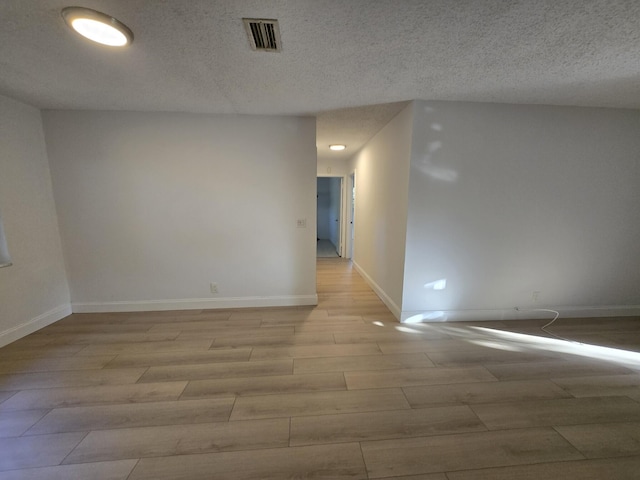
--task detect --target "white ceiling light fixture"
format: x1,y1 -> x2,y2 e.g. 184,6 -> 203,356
329,144 -> 346,151
62,7 -> 133,47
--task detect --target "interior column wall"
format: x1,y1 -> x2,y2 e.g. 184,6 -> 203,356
0,95 -> 71,346
402,100 -> 640,321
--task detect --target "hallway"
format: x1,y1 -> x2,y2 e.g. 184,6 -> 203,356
316,239 -> 339,258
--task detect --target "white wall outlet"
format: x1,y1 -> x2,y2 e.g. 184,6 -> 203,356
296,218 -> 306,228
210,282 -> 218,294
532,290 -> 540,302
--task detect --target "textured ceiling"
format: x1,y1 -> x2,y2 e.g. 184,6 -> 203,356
316,102 -> 409,162
1,0 -> 639,162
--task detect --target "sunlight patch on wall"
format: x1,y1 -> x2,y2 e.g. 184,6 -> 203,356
404,311 -> 446,323
424,278 -> 447,290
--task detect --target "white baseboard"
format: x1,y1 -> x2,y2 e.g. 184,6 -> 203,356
401,305 -> 640,323
72,294 -> 318,313
352,261 -> 401,320
0,303 -> 72,347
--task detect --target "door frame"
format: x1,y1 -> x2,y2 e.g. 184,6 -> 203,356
346,171 -> 356,260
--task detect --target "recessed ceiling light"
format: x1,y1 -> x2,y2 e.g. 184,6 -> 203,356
329,144 -> 346,151
62,7 -> 133,47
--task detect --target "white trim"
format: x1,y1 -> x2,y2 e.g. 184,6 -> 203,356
352,260 -> 401,320
401,305 -> 640,323
0,304 -> 72,347
72,294 -> 318,313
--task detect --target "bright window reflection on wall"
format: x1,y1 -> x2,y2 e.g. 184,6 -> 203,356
0,212 -> 12,267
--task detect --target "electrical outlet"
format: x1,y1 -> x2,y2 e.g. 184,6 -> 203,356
532,291 -> 540,302
296,218 -> 306,228
210,282 -> 218,294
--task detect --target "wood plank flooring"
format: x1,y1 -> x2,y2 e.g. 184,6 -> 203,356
1,258 -> 639,479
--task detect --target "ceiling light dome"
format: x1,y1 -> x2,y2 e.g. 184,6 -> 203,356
62,7 -> 133,47
329,144 -> 346,151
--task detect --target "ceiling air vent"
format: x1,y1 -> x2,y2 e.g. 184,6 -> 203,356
243,18 -> 281,52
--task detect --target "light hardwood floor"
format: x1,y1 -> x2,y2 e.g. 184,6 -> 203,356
1,258 -> 639,479
317,239 -> 339,258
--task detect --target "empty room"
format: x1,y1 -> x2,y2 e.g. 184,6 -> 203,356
1,1 -> 639,479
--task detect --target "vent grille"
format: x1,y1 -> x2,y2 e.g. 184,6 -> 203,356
243,18 -> 281,52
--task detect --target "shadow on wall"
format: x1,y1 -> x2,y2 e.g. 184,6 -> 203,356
410,105 -> 459,316
414,105 -> 458,183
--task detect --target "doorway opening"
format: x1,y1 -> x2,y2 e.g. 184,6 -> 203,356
316,176 -> 343,258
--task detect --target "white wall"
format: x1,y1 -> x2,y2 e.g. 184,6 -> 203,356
402,100 -> 640,321
350,104 -> 413,317
317,157 -> 350,177
0,95 -> 70,346
43,110 -> 317,312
